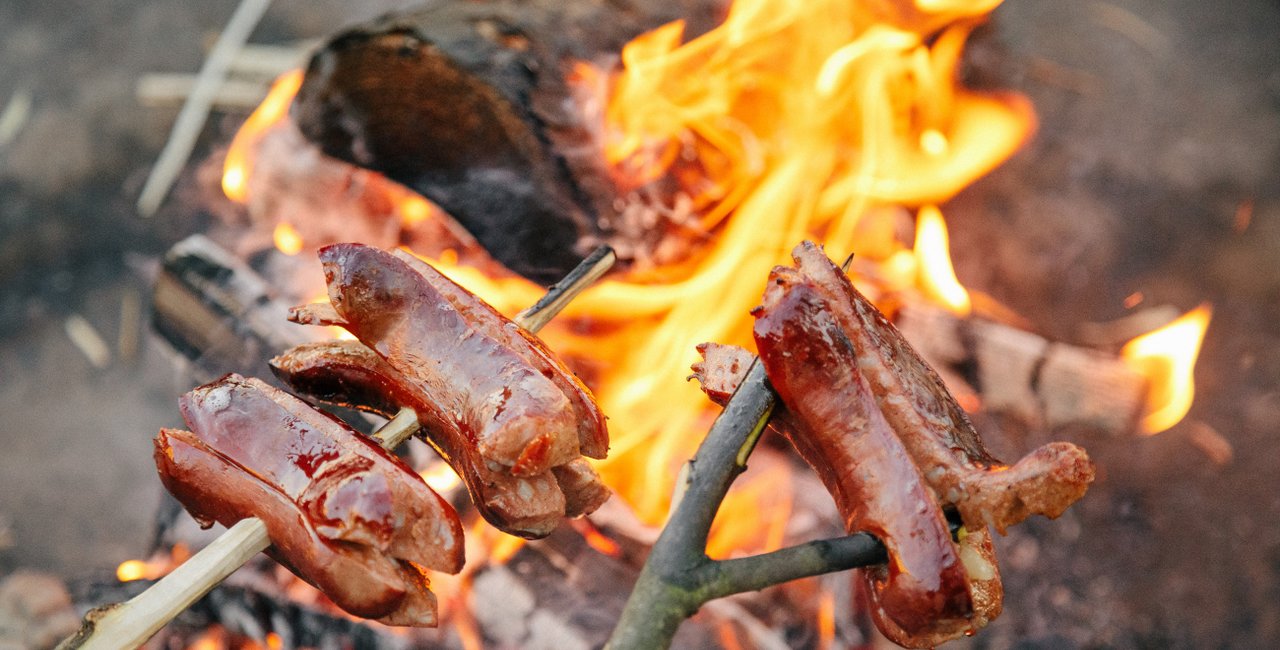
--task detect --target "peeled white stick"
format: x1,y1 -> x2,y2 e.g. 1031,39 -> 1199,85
61,518 -> 270,650
58,247 -> 615,650
62,406 -> 420,650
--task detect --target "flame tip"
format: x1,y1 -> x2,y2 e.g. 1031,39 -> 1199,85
1123,303 -> 1213,434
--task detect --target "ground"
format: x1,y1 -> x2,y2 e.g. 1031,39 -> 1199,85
0,0 -> 1277,647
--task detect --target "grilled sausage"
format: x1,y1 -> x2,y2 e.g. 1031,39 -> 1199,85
752,268 -> 975,645
315,243 -> 582,475
154,374 -> 463,626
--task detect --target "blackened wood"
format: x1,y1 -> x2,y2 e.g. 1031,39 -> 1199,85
151,235 -> 317,380
292,0 -> 726,282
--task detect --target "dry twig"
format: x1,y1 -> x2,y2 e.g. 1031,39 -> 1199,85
135,0 -> 273,216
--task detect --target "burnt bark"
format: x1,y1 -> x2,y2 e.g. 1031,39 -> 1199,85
151,235 -> 319,381
291,0 -> 726,282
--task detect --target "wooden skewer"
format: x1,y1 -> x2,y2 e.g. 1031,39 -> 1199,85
59,247 -> 616,650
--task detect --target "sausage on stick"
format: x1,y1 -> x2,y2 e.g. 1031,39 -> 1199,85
58,245 -> 615,650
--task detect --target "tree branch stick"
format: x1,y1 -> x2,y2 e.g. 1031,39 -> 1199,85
607,353 -> 947,649
58,519 -> 270,650
372,404 -> 423,449
700,510 -> 959,604
698,533 -> 886,602
61,246 -> 615,650
514,246 -> 616,332
608,360 -> 776,649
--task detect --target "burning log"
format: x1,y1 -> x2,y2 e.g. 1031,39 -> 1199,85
289,0 -> 726,281
60,244 -> 617,650
894,301 -> 1148,435
151,234 -> 320,381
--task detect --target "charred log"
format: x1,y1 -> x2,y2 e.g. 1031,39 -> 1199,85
291,0 -> 726,282
151,235 -> 319,381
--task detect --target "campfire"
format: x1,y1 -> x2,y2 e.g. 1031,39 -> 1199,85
29,0 -> 1232,648
208,0 -> 1208,544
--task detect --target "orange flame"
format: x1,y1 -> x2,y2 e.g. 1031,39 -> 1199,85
817,588 -> 837,649
715,620 -> 745,650
573,519 -> 624,558
186,626 -> 227,650
115,559 -> 152,582
914,204 -> 971,315
222,70 -> 304,203
555,0 -> 1032,537
221,68 -> 454,257
455,604 -> 484,650
706,459 -> 793,559
1122,303 -> 1213,434
272,222 -> 304,256
419,461 -> 463,493
116,544 -> 187,582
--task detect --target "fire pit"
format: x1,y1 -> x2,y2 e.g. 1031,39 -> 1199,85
1,0 -> 1278,648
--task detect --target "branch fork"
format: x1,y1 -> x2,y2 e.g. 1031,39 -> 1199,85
608,361 -> 891,649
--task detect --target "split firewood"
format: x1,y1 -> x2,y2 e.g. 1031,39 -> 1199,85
59,244 -> 616,650
290,0 -> 727,281
151,234 -> 322,381
894,300 -> 1148,435
610,243 -> 1094,649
